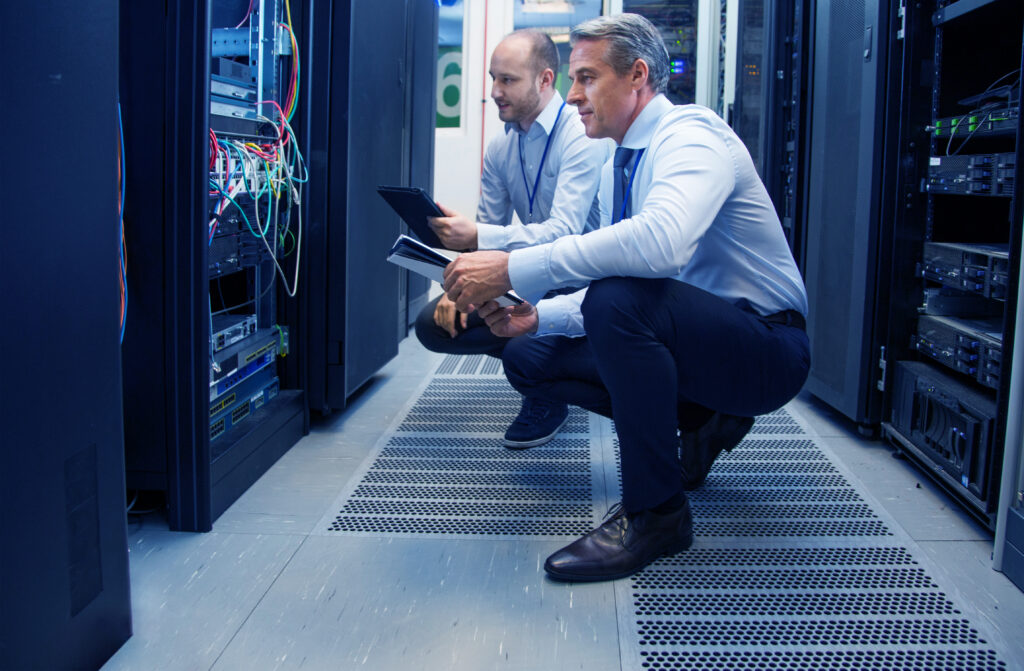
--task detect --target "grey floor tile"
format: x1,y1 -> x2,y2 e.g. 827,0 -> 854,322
213,452 -> 363,535
787,401 -> 990,543
211,535 -> 620,671
787,390 -> 868,438
917,539 -> 1024,667
102,530 -> 305,671
306,370 -> 433,451
815,433 -> 989,542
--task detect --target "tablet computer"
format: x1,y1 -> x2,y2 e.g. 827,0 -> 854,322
377,185 -> 445,249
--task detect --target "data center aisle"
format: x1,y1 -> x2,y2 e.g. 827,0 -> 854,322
103,336 -> 1024,670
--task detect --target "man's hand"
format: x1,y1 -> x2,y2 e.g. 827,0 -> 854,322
479,301 -> 539,338
428,203 -> 478,251
433,294 -> 468,338
443,250 -> 512,313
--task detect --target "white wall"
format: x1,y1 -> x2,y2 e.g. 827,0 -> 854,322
433,2 -> 514,218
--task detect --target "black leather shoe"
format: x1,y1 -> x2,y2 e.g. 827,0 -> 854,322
679,413 -> 755,490
544,501 -> 694,582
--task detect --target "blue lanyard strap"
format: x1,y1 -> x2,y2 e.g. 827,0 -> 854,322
518,99 -> 567,222
619,148 -> 645,223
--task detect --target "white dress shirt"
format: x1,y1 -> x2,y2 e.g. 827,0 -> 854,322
475,92 -> 610,251
508,94 -> 809,336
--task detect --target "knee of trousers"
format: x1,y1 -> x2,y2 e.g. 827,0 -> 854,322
580,277 -> 649,344
501,335 -> 547,394
413,299 -> 448,352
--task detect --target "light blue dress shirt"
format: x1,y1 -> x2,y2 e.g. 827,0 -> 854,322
475,92 -> 610,251
508,94 -> 809,336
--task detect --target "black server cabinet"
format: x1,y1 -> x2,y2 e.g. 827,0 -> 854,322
0,1 -> 132,667
304,0 -> 438,413
801,0 -> 893,427
120,0 -> 307,531
404,0 -> 439,333
880,0 -> 1024,530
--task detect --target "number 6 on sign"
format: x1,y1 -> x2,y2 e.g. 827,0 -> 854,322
436,48 -> 462,127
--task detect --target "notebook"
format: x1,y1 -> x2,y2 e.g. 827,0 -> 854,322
385,234 -> 523,308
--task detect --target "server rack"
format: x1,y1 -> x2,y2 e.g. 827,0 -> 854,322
120,0 -> 308,532
302,0 -> 437,414
1,1 -> 132,666
800,0 -> 894,428
120,0 -> 436,530
879,0 -> 1023,531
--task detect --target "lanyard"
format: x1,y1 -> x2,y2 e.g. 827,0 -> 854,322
518,100 -> 566,222
619,148 -> 645,223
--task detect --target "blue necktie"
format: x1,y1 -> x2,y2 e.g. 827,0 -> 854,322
612,146 -> 635,223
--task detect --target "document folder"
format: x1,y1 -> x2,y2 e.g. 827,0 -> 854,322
385,235 -> 524,307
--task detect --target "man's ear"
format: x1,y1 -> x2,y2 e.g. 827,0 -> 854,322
538,67 -> 556,90
631,58 -> 650,91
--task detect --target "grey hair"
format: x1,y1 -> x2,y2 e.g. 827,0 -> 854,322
569,14 -> 669,94
507,28 -> 560,79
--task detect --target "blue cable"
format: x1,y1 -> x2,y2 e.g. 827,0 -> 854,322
209,180 -> 267,241
118,101 -> 127,344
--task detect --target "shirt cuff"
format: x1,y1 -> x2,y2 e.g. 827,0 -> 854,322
508,245 -> 552,304
475,222 -> 507,250
533,290 -> 586,337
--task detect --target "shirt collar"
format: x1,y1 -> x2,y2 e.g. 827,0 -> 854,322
505,90 -> 565,136
619,93 -> 673,149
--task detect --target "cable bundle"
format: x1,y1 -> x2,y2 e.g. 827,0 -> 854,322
208,98 -> 307,298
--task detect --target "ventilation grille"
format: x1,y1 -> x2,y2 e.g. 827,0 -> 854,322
638,649 -> 1004,670
322,356 -> 1007,668
330,377 -> 597,538
624,406 -> 1005,670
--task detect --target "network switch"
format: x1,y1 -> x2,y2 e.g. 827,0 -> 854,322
209,360 -> 275,421
210,368 -> 279,442
211,328 -> 278,387
933,106 -> 1019,139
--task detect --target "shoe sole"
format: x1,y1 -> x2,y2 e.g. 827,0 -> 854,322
503,413 -> 570,449
543,532 -> 694,583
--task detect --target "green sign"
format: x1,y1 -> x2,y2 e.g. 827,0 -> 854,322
437,46 -> 462,128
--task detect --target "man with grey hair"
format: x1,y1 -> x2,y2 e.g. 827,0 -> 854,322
442,13 -> 809,582
417,28 -> 608,449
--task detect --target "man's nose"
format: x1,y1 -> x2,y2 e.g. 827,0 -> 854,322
566,80 -> 583,106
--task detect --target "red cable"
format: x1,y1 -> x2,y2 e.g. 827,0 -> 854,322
480,0 -> 490,177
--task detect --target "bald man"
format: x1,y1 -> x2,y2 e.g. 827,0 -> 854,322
417,29 -> 609,449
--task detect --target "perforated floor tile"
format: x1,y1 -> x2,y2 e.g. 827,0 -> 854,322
320,355 -> 1009,669
323,358 -> 607,540
613,408 -> 1008,671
